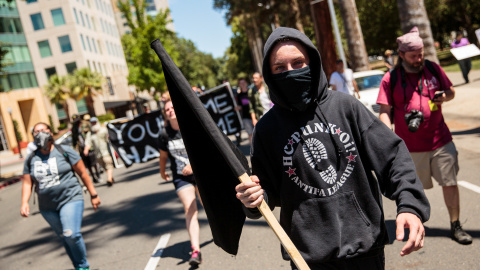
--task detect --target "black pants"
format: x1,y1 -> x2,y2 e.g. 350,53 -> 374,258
458,59 -> 472,83
291,250 -> 385,270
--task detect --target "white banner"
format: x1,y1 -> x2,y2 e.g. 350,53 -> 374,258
450,44 -> 480,60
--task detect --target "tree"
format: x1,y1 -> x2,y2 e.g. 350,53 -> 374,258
45,74 -> 71,122
118,0 -> 177,93
397,0 -> 439,63
337,0 -> 369,71
70,68 -> 104,116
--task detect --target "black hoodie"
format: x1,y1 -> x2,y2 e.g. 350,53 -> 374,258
249,27 -> 430,265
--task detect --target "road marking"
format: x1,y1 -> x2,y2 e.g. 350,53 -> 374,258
144,233 -> 171,270
458,181 -> 480,194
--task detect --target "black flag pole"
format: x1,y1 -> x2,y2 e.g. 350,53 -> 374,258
150,39 -> 309,270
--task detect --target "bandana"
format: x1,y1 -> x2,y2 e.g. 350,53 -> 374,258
397,27 -> 424,52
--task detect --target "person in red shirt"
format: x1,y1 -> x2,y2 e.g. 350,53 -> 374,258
377,27 -> 472,245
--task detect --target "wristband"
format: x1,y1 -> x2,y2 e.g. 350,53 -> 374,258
91,194 -> 98,199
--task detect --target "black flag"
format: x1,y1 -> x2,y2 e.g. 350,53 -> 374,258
150,40 -> 249,255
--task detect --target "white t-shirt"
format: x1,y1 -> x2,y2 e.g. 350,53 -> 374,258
329,69 -> 355,95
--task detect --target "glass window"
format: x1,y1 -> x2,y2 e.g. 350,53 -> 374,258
9,74 -> 21,89
76,98 -> 88,114
27,0 -> 38,3
30,13 -> 45,31
80,34 -> 86,50
65,62 -> 77,73
58,35 -> 72,53
29,73 -> 38,87
51,8 -> 65,26
0,17 -> 24,33
45,67 -> 57,80
56,103 -> 66,120
79,11 -> 85,26
73,8 -> 79,24
92,61 -> 97,72
91,16 -> 96,31
86,14 -> 91,29
97,40 -> 102,54
92,39 -> 97,53
37,40 -> 52,58
86,36 -> 92,51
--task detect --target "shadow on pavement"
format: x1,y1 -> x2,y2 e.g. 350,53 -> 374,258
161,238 -> 214,268
385,219 -> 480,245
451,127 -> 480,136
0,188 -> 209,260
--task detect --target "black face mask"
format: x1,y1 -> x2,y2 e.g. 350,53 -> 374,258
271,66 -> 313,111
34,131 -> 53,151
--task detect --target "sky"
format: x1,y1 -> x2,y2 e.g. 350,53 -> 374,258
168,0 -> 233,58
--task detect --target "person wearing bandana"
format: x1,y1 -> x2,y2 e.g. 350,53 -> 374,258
21,122 -> 101,270
235,27 -> 430,269
377,27 -> 472,245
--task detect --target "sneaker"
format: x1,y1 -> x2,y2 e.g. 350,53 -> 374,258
451,220 -> 472,245
189,248 -> 202,266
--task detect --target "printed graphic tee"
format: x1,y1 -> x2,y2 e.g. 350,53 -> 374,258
23,145 -> 83,211
158,125 -> 191,180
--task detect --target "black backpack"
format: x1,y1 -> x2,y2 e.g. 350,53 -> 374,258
389,59 -> 440,98
388,59 -> 441,118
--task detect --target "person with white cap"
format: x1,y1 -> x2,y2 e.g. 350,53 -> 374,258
377,27 -> 472,245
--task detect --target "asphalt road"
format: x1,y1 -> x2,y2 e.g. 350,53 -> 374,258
0,70 -> 479,270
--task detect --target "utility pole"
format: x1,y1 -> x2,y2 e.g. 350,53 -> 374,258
310,0 -> 337,78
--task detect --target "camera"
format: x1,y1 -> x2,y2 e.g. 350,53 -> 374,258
404,110 -> 424,132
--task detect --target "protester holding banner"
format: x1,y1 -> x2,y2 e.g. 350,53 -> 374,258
248,72 -> 271,126
158,101 -> 203,267
84,117 -> 114,186
235,27 -> 430,269
235,78 -> 254,144
451,31 -> 471,84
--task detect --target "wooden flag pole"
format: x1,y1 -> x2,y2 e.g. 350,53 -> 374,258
238,173 -> 310,270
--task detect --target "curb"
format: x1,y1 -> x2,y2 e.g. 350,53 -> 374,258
0,176 -> 22,191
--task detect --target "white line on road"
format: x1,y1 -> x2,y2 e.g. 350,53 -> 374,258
458,181 -> 480,194
144,233 -> 171,270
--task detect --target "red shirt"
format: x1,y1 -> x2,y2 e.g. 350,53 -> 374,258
377,62 -> 452,152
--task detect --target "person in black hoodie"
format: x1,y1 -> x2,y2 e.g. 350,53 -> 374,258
235,27 -> 430,269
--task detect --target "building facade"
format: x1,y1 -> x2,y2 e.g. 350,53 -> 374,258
0,0 -> 48,151
0,0 -> 133,153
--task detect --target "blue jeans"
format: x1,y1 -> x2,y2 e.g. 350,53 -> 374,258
41,200 -> 89,269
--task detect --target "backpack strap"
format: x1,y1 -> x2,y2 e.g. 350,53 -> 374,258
53,144 -> 73,169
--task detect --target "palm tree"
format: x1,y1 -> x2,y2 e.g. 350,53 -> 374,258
337,0 -> 369,71
397,0 -> 438,63
45,74 -> 71,122
70,68 -> 104,116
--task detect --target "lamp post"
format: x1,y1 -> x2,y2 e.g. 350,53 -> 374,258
7,107 -> 23,158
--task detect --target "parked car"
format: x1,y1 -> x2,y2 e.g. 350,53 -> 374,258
353,70 -> 386,115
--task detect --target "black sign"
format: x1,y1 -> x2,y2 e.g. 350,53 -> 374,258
107,110 -> 164,167
107,83 -> 242,167
199,83 -> 242,135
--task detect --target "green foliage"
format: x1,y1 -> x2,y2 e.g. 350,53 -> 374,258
119,2 -> 176,92
58,122 -> 68,131
355,0 -> 402,55
12,119 -> 23,142
48,115 -> 56,134
70,68 -> 104,100
45,74 -> 70,105
97,113 -> 115,123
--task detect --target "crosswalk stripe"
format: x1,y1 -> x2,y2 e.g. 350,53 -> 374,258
458,181 -> 480,194
144,233 -> 171,270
